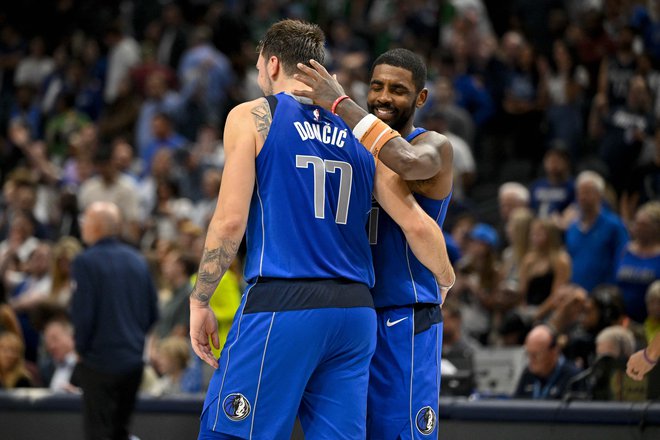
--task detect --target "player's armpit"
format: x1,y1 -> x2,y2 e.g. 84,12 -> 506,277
373,163 -> 455,288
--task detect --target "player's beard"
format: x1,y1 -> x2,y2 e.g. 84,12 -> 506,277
367,101 -> 415,133
260,76 -> 274,96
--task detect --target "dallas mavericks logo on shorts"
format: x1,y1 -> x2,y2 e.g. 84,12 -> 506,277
415,406 -> 437,435
223,393 -> 251,421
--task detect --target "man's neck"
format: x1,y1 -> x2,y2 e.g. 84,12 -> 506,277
272,78 -> 310,96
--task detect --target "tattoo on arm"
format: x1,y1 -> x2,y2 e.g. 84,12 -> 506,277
190,238 -> 240,304
251,101 -> 272,141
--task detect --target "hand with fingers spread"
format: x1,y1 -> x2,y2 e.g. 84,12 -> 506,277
293,59 -> 347,111
190,300 -> 220,369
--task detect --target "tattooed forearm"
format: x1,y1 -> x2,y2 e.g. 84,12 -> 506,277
251,101 -> 272,141
190,238 -> 241,304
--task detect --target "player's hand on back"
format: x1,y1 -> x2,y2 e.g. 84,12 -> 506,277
293,59 -> 346,111
190,301 -> 220,369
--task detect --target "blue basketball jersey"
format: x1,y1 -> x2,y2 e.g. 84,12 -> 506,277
370,128 -> 451,307
244,93 -> 376,286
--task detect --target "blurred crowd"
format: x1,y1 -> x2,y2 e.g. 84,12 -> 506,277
0,0 -> 659,402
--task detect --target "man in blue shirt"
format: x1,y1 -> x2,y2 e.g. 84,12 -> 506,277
529,146 -> 575,218
566,171 -> 629,292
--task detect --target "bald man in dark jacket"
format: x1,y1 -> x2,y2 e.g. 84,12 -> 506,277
71,201 -> 158,440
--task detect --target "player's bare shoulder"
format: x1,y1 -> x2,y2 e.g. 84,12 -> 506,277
227,98 -> 273,142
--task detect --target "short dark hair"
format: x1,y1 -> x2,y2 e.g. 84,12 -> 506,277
258,19 -> 325,76
372,48 -> 427,92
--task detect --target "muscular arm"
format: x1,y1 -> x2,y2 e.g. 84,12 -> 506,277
293,60 -> 443,180
189,100 -> 260,367
373,163 -> 455,291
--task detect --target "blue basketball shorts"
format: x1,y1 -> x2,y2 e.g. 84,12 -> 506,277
367,304 -> 443,440
198,278 -> 377,440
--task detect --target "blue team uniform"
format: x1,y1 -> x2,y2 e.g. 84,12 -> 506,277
367,127 -> 451,440
199,93 -> 377,440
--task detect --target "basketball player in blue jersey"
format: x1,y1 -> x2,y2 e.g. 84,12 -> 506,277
189,21 -> 454,440
295,49 -> 454,439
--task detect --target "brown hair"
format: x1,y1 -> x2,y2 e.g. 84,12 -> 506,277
0,332 -> 32,388
258,19 -> 325,76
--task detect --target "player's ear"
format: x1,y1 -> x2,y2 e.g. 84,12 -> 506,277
416,88 -> 428,108
267,55 -> 280,80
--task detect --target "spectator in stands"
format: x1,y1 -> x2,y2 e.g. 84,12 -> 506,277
150,177 -> 193,243
0,331 -> 33,389
454,223 -> 501,343
9,242 -> 52,362
596,25 -> 637,110
152,249 -> 192,340
499,182 -> 531,227
45,91 -> 91,162
645,281 -> 660,344
156,3 -> 189,71
140,112 -> 188,177
541,39 -> 588,156
566,171 -> 628,292
97,76 -> 141,142
500,206 -> 534,296
6,175 -> 48,240
177,25 -> 234,133
502,41 -> 546,164
78,146 -> 141,244
0,302 -> 21,336
9,84 -> 41,140
0,212 -> 39,279
103,22 -> 140,105
40,317 -> 80,393
111,137 -> 140,181
0,24 -> 27,98
421,76 -> 476,146
137,148 -> 176,228
136,70 -> 187,153
615,201 -> 660,323
146,335 -> 201,396
514,324 -> 581,399
529,146 -> 575,219
518,218 -> 572,322
192,168 -> 221,229
497,182 -> 530,247
442,299 -> 480,373
590,75 -> 654,194
564,284 -> 627,369
588,325 -> 646,401
14,36 -> 54,89
422,109 -> 476,202
546,283 -> 588,337
623,126 -> 660,209
48,236 -> 82,307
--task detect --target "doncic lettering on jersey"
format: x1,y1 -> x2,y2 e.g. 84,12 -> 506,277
369,128 -> 452,307
243,92 -> 376,286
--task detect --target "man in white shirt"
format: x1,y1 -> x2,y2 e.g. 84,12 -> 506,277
42,318 -> 80,393
103,24 -> 140,104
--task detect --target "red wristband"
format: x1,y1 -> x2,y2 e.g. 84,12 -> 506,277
644,348 -> 658,365
331,95 -> 350,114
